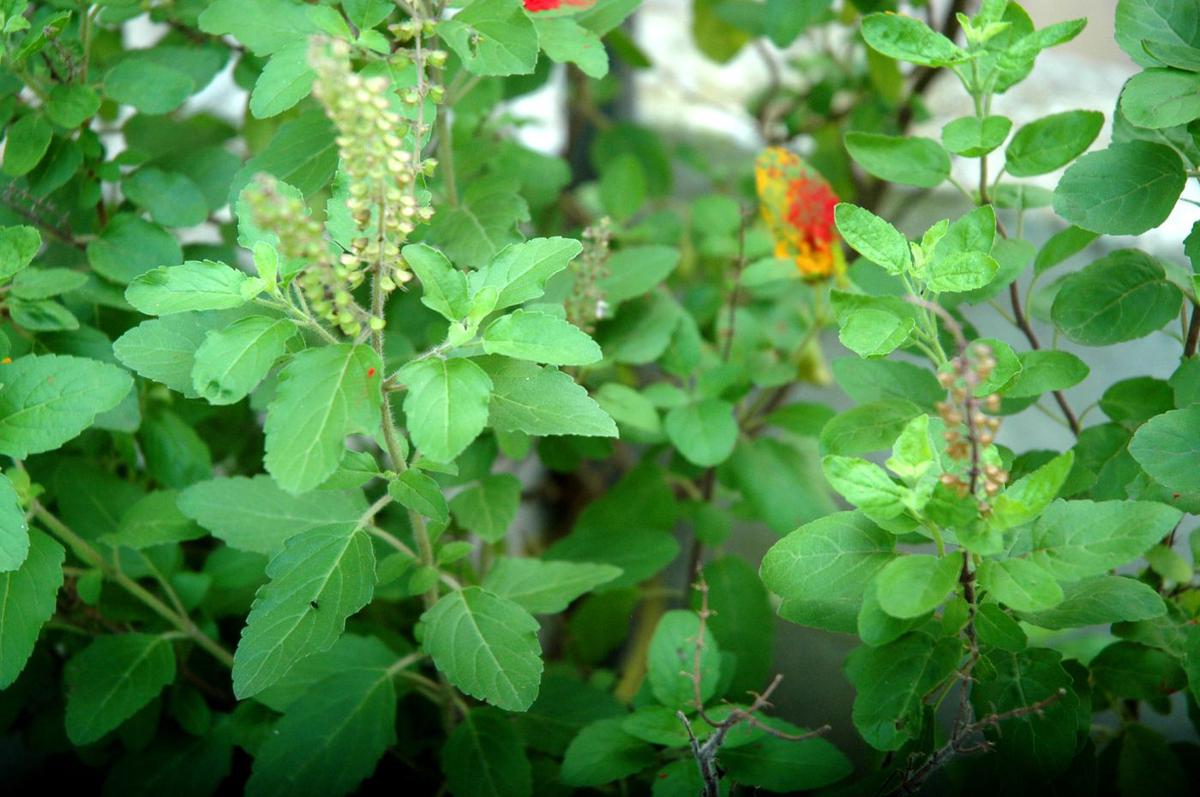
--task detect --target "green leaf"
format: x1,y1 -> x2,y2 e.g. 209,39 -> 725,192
1005,110 -> 1104,176
449,474 -> 522,542
398,357 -> 493,463
441,708 -> 533,797
822,455 -> 907,518
232,526 -> 376,698
760,512 -> 894,633
483,310 -> 602,365
0,473 -> 29,572
426,184 -> 529,269
693,556 -> 774,696
127,260 -> 259,315
846,632 -> 961,750
975,603 -> 1027,651
979,558 -> 1063,612
1115,0 -> 1200,67
122,168 -> 209,228
1021,575 -> 1166,630
1129,406 -> 1200,494
64,633 -> 176,745
647,610 -> 720,711
440,0 -> 538,76
101,490 -> 204,550
264,344 -> 383,494
45,84 -> 101,128
1117,722 -> 1189,796
104,59 -> 194,114
114,312 -> 232,397
941,114 -> 1012,157
534,16 -> 608,79
0,225 -> 41,280
470,237 -> 583,310
403,243 -> 470,321
820,399 -> 923,456
860,12 -> 968,66
1029,500 -> 1183,581
0,530 -> 64,688
191,316 -> 297,405
1121,68 -> 1200,128
834,203 -> 910,275
1004,351 -> 1089,397
874,554 -> 960,618
1034,225 -> 1099,273
831,359 -> 943,410
721,719 -> 852,792
477,357 -> 616,438
991,451 -> 1074,530
484,557 -> 622,614
10,267 -> 87,299
1,114 -> 52,176
230,111 -> 339,200
561,717 -> 657,788
664,399 -> 737,467
844,132 -> 950,188
198,0 -> 319,56
598,245 -> 680,305
87,213 -> 183,284
970,648 -> 1079,774
1051,249 -> 1182,345
0,354 -> 133,458
246,668 -> 396,797
1052,141 -> 1185,235
249,42 -> 315,119
387,470 -> 448,524
422,586 -> 543,712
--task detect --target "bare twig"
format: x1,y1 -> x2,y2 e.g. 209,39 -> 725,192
679,573 -> 831,797
888,688 -> 1068,796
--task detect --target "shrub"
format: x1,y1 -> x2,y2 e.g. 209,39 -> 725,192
1,0 -> 1199,794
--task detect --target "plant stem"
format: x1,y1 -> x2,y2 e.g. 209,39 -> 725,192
1184,301 -> 1200,358
32,503 -> 235,669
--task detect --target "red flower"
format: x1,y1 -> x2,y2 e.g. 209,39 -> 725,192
524,0 -> 594,11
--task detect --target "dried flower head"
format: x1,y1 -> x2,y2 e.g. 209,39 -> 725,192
565,218 -> 612,334
935,341 -> 1008,511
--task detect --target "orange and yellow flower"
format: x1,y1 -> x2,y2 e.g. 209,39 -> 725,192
754,147 -> 844,281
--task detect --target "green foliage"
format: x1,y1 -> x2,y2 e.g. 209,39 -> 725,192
4,0 -> 1200,793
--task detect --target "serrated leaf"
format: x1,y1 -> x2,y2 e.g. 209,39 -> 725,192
1129,406 -> 1200,494
0,354 -> 133,458
398,357 -> 493,463
470,237 -> 583,310
477,357 -> 616,438
64,633 -> 176,745
1053,141 -> 1185,235
1021,575 -> 1166,630
387,470 -> 448,524
421,587 -> 543,711
403,243 -> 470,321
264,345 -> 382,494
177,472 -> 364,554
232,526 -> 376,698
483,558 -> 622,614
0,473 -> 29,572
442,707 -> 533,797
126,260 -> 258,316
483,310 -> 602,365
245,668 -> 396,797
0,530 -> 64,688
249,42 -> 315,119
439,0 -> 539,76
191,316 -> 296,405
